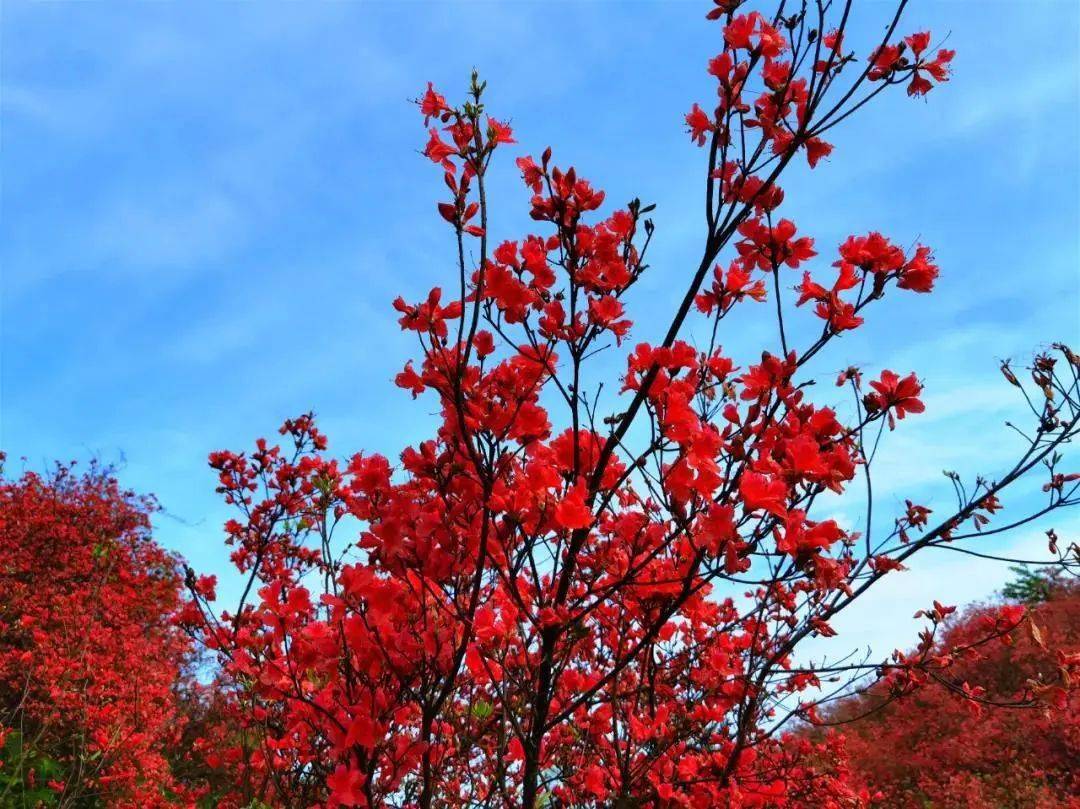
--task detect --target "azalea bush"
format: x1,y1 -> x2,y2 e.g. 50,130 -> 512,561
833,571 -> 1080,808
180,1 -> 1080,807
0,459 -> 202,807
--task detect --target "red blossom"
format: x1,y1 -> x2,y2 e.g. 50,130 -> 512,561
867,370 -> 925,426
423,127 -> 457,167
419,82 -> 449,125
685,102 -> 715,146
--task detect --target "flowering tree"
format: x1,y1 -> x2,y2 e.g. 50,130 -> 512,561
184,2 -> 1080,806
0,460 -> 201,807
834,572 -> 1080,808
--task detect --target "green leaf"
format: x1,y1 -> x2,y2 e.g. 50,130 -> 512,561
471,699 -> 494,720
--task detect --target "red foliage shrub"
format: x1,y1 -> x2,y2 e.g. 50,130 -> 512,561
832,577 -> 1080,809
0,460 -> 201,807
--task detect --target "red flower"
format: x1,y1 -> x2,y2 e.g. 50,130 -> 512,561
867,370 -> 925,427
583,765 -> 609,799
695,261 -> 767,315
904,31 -> 932,58
995,603 -> 1026,633
424,128 -> 457,167
486,116 -> 516,145
909,47 -> 955,97
707,52 -> 734,81
868,43 -> 903,80
757,20 -> 787,59
685,103 -> 715,146
837,231 -> 906,275
419,82 -> 449,125
516,155 -> 545,193
724,13 -> 759,51
736,217 -> 816,271
588,295 -> 632,343
395,361 -> 426,398
805,137 -> 833,169
554,484 -> 593,530
327,764 -> 367,807
740,472 -> 789,518
898,245 -> 939,292
705,0 -> 741,21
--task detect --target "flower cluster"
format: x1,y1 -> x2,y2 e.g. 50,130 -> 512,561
176,3 -> 1080,808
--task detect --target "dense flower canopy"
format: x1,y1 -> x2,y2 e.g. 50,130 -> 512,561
0,460 -> 198,807
834,574 -> 1080,808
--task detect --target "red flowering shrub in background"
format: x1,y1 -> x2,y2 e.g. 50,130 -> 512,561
832,572 -> 1080,808
163,1 -> 1076,806
0,459 -> 202,807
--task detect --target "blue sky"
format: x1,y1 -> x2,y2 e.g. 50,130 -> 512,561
3,1 -> 1078,659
